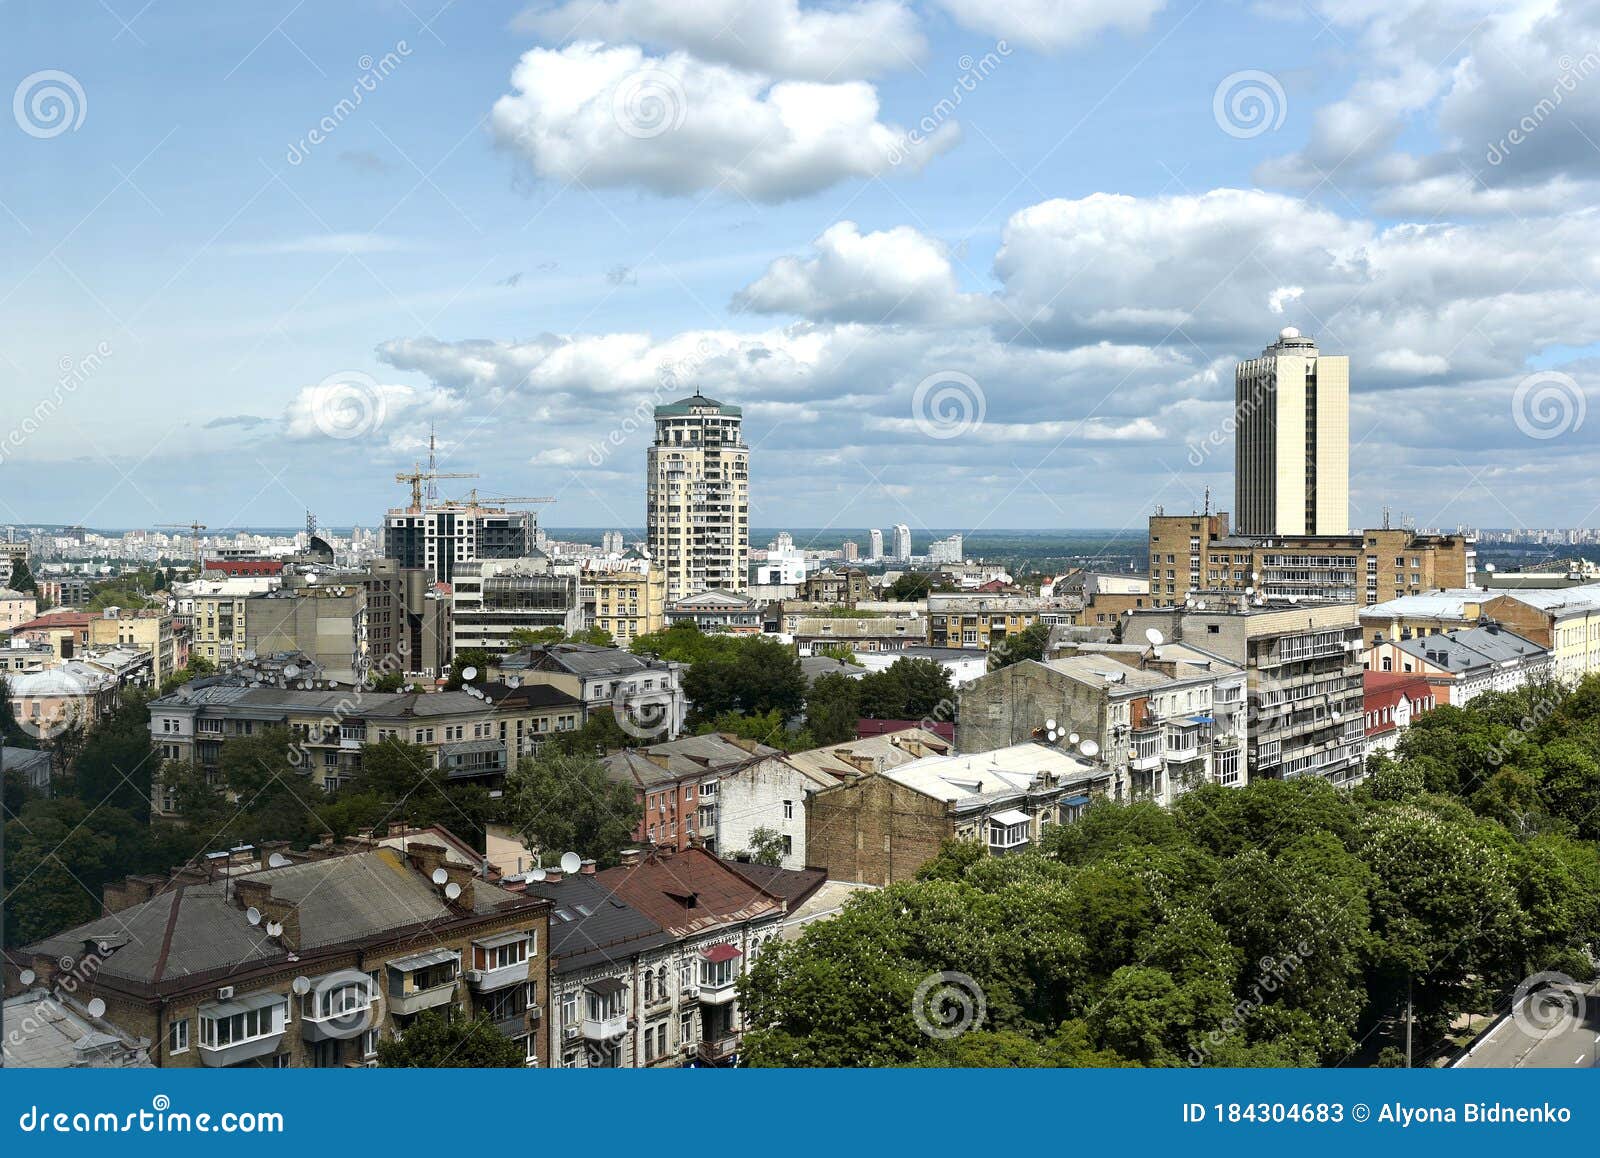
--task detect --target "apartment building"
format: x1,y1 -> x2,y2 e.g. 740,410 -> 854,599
382,498 -> 535,585
86,608 -> 181,686
716,728 -> 953,869
665,589 -> 762,633
926,594 -> 1071,651
1361,584 -> 1600,681
1147,512 -> 1475,607
9,610 -> 95,659
1129,600 -> 1366,786
646,392 -> 750,602
450,557 -> 580,655
604,733 -> 781,854
957,648 -> 1247,804
11,841 -> 550,1068
595,847 -> 788,1067
0,586 -> 37,630
1364,623 -> 1552,706
244,584 -> 369,686
793,615 -> 928,655
800,568 -> 872,606
582,565 -> 666,645
361,559 -> 451,678
491,643 -> 686,740
146,685 -> 570,811
806,741 -> 1113,886
1363,672 -> 1439,757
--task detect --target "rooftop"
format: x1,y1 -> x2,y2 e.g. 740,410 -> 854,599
654,391 -> 741,418
881,741 -> 1107,806
595,848 -> 784,937
604,732 -> 780,789
514,872 -> 674,974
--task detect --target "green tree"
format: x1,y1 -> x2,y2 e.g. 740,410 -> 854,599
0,677 -> 37,749
376,1010 -> 527,1067
504,750 -> 642,867
446,648 -> 497,689
857,657 -> 953,719
7,558 -> 37,594
71,691 -> 156,817
989,621 -> 1051,669
805,671 -> 861,745
738,826 -> 786,866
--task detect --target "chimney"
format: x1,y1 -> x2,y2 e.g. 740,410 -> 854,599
543,868 -> 563,883
580,859 -> 597,875
406,842 -> 449,882
442,863 -> 477,910
260,896 -> 301,952
318,832 -> 335,848
234,878 -> 272,914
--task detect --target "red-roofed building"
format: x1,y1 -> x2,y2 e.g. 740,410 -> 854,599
856,718 -> 956,743
596,847 -> 787,1066
1363,671 -> 1438,757
202,559 -> 284,578
12,611 -> 95,659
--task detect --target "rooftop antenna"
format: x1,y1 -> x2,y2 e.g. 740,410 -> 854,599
1203,486 -> 1211,517
427,425 -> 438,506
1382,506 -> 1391,530
305,510 -> 318,540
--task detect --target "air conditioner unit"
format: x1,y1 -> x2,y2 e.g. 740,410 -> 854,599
527,1007 -> 542,1021
217,986 -> 235,1001
563,1025 -> 580,1040
465,970 -> 485,983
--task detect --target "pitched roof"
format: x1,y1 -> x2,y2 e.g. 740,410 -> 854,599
595,849 -> 784,937
724,862 -> 827,912
514,874 -> 674,973
498,643 -> 663,678
604,733 -> 780,789
22,848 -> 534,994
1395,624 -> 1547,671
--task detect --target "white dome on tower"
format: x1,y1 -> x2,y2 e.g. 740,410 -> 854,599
1279,326 -> 1301,340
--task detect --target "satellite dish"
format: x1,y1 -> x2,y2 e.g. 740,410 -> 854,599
445,882 -> 462,900
1287,594 -> 1299,604
19,969 -> 35,986
243,649 -> 257,661
268,852 -> 290,868
87,998 -> 106,1018
559,851 -> 582,875
292,976 -> 311,995
1196,601 -> 1207,610
530,867 -> 547,881
1045,718 -> 1057,731
1067,732 -> 1080,746
1144,628 -> 1164,647
246,906 -> 262,926
1485,563 -> 1497,573
284,664 -> 301,678
305,574 -> 318,585
1244,586 -> 1255,595
431,868 -> 449,885
1079,739 -> 1100,758
461,666 -> 478,682
266,920 -> 283,937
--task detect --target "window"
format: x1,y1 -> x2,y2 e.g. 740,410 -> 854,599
680,1011 -> 695,1045
199,999 -> 285,1048
699,956 -> 736,989
362,1028 -> 380,1057
783,799 -> 794,820
562,993 -> 578,1027
473,935 -> 530,972
168,1018 -> 190,1054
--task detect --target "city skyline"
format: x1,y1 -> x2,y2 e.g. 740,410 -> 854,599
6,3 -> 1600,532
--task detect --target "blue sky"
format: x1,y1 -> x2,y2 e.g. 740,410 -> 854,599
4,0 -> 1599,541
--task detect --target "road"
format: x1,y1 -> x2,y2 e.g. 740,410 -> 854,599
1456,981 -> 1600,1068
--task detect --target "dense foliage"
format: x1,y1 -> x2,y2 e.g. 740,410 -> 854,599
741,679 -> 1600,1067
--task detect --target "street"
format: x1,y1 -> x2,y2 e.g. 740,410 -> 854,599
1457,982 -> 1600,1068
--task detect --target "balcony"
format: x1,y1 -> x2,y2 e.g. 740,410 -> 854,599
697,1036 -> 739,1066
582,1012 -> 629,1041
698,944 -> 742,1005
492,1012 -> 531,1039
467,931 -> 533,992
386,949 -> 460,1016
582,976 -> 629,1040
197,994 -> 289,1067
300,978 -> 379,1042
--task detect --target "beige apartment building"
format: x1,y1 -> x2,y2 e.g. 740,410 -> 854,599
1147,512 -> 1473,607
1234,327 -> 1349,536
583,566 -> 666,645
647,392 -> 749,602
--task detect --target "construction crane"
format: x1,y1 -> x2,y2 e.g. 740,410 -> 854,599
448,490 -> 554,509
156,521 -> 207,568
395,467 -> 477,512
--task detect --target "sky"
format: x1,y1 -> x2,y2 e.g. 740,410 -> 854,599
4,0 -> 1600,544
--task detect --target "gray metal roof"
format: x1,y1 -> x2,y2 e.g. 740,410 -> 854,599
516,875 -> 673,974
1395,624 -> 1547,671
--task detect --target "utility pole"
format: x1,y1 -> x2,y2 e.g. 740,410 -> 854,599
1406,973 -> 1414,1068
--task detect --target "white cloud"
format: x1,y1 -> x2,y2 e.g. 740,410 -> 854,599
516,0 -> 924,80
490,42 -> 958,201
217,233 -> 409,257
935,0 -> 1166,51
733,221 -> 993,322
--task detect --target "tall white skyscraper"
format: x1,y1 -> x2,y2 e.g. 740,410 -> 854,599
869,528 -> 883,559
647,392 -> 750,601
1234,327 -> 1349,536
892,523 -> 912,562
